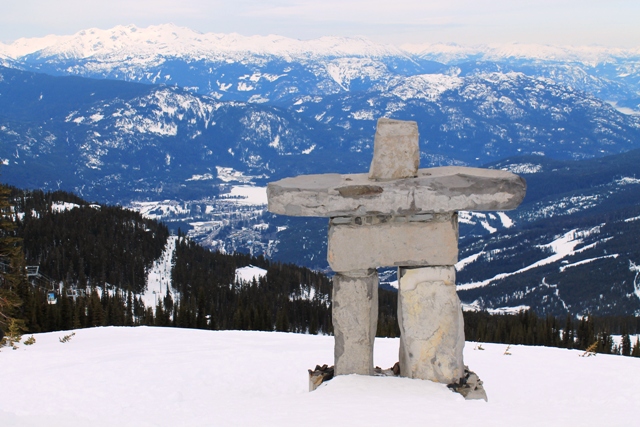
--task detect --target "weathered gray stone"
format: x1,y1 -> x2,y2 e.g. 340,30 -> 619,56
308,364 -> 334,392
327,214 -> 458,271
397,266 -> 465,384
369,118 -> 419,181
267,166 -> 526,217
448,368 -> 488,401
459,371 -> 488,401
333,270 -> 378,376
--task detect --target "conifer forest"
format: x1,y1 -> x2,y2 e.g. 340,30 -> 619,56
1,184 -> 639,358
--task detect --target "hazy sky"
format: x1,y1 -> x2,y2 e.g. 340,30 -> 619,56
1,0 -> 638,47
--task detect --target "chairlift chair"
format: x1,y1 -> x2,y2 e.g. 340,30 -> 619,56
47,291 -> 57,305
26,266 -> 40,276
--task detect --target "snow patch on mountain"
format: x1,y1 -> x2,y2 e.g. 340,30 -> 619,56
459,211 -> 509,234
235,265 -> 267,284
51,201 -> 80,212
456,251 -> 484,272
559,255 -> 619,273
301,144 -> 316,154
186,173 -> 214,182
130,200 -> 190,219
325,58 -> 388,90
462,301 -> 530,314
616,177 -> 640,185
215,166 -> 256,183
386,74 -> 463,101
497,212 -> 514,228
501,163 -> 543,174
625,214 -> 640,223
534,194 -> 603,219
457,228 -> 598,291
479,219 -> 497,234
220,185 -> 267,205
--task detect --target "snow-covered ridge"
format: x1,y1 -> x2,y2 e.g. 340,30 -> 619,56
385,74 -> 463,101
500,163 -> 543,174
402,41 -> 640,65
0,23 -> 407,61
1,23 -> 638,65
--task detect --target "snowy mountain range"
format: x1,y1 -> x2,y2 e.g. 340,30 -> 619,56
2,24 -> 640,108
2,63 -> 639,202
2,24 -> 640,316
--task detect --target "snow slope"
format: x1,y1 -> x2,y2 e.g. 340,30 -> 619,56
1,327 -> 638,427
143,236 -> 177,308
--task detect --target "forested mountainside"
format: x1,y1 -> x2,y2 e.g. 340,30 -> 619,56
6,188 -> 338,334
15,189 -> 168,294
2,185 -> 639,358
455,151 -> 640,317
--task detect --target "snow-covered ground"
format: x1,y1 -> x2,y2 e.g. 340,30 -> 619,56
2,327 -> 639,427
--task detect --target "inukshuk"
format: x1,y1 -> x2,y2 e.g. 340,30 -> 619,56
267,118 -> 526,387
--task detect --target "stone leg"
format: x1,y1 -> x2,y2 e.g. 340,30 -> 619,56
332,269 -> 378,376
397,266 -> 464,383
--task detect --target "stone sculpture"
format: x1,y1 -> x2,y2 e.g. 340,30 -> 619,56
267,118 -> 526,387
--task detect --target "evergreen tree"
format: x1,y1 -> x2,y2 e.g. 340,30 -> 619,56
632,336 -> 640,358
0,184 -> 27,334
125,291 -> 134,326
562,313 -> 575,349
621,327 -> 631,356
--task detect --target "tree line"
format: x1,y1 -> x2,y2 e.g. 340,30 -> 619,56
463,309 -> 640,357
1,185 -> 639,359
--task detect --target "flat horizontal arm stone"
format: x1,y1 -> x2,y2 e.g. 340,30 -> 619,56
267,166 -> 526,217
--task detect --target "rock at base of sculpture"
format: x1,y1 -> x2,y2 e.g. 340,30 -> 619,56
333,270 -> 378,376
374,362 -> 400,377
309,361 -> 488,403
308,362 -> 400,391
309,364 -> 334,391
397,266 -> 465,384
447,367 -> 488,401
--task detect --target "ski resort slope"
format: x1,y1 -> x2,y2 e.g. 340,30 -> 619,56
1,327 -> 638,427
